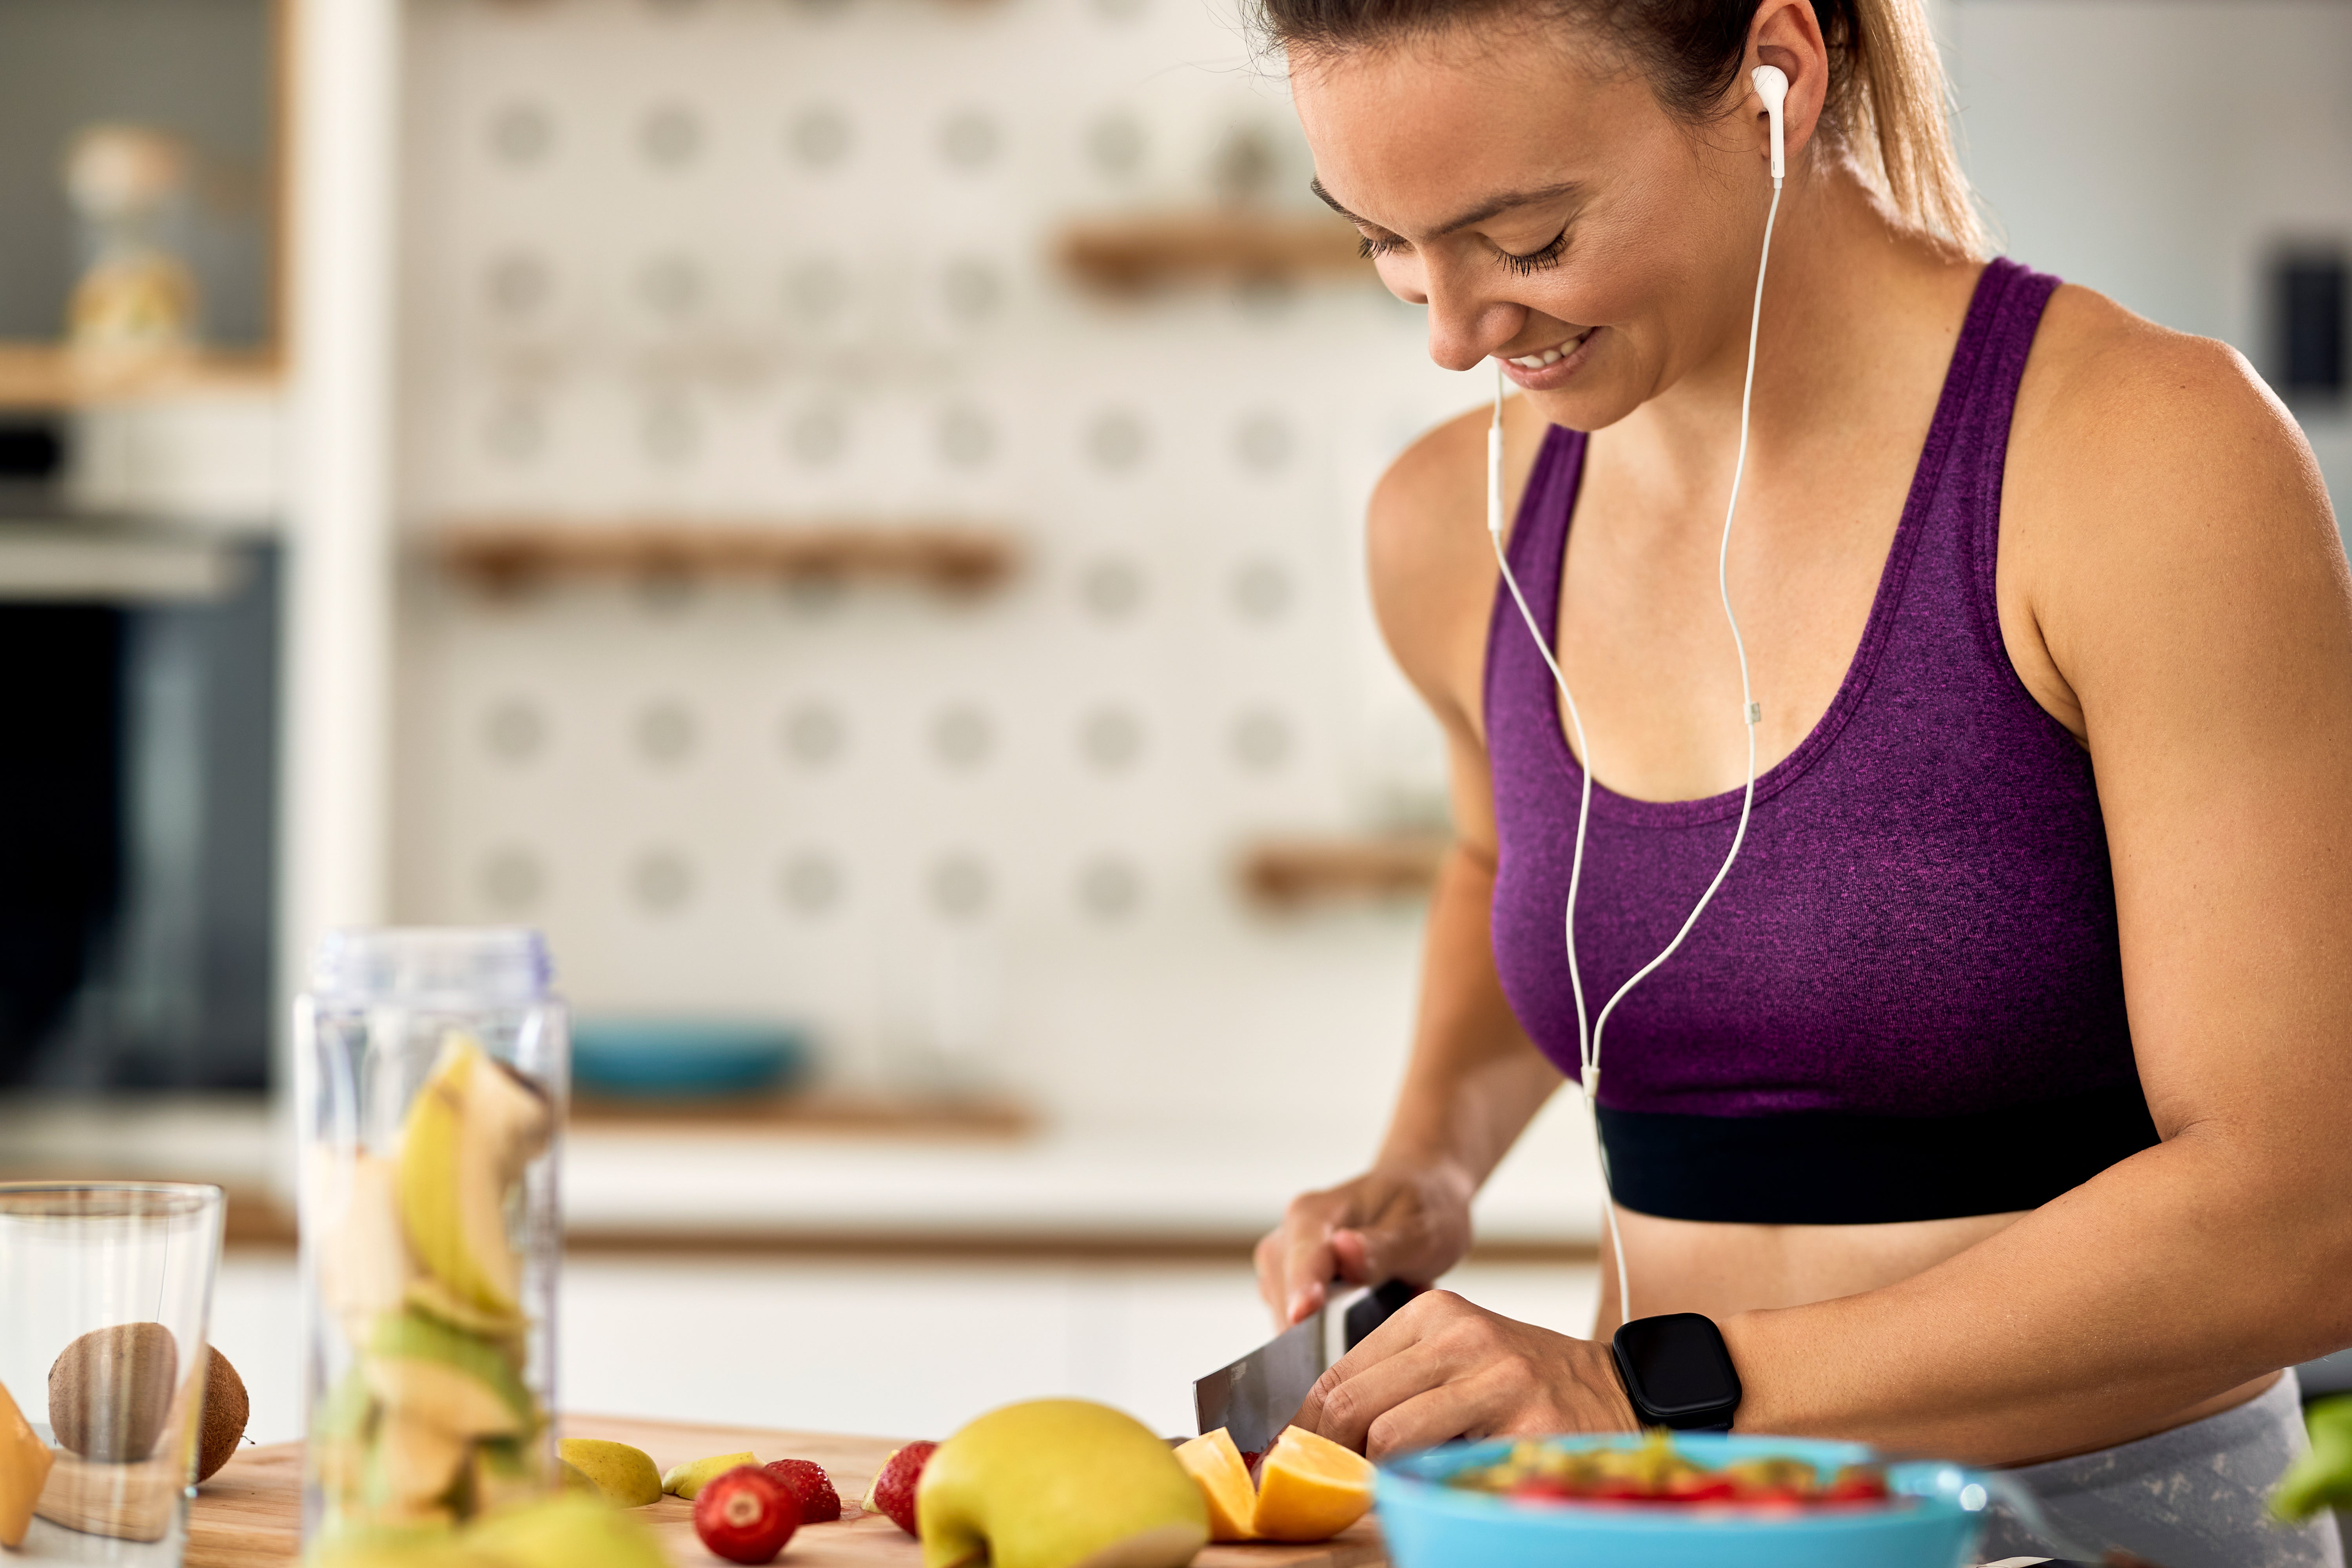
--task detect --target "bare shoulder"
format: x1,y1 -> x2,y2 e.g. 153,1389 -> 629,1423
1367,399 -> 1548,737
2005,279 -> 2348,714
2013,283 -> 2328,534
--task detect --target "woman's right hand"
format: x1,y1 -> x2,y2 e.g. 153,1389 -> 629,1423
1254,1161 -> 1478,1328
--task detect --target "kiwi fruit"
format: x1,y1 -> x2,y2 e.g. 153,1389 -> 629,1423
196,1348 -> 249,1483
48,1321 -> 178,1462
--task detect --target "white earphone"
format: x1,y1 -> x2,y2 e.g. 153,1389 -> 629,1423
1485,63 -> 1788,1323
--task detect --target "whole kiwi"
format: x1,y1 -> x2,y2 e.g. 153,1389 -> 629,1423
196,1348 -> 249,1484
49,1321 -> 178,1462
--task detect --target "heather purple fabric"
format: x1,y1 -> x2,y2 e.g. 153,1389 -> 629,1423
1484,258 -> 2138,1118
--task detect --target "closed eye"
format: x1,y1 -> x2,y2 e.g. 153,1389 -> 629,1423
1356,228 -> 1570,273
1499,229 -> 1568,275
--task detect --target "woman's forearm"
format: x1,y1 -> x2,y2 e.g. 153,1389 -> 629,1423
1722,1122 -> 2352,1464
1375,842 -> 1564,1187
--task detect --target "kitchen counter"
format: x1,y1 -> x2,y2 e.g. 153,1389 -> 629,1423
189,1414 -> 1384,1567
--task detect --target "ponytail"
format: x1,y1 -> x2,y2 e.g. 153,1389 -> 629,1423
1832,0 -> 1985,254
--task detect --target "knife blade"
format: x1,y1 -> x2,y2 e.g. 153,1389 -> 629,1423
1193,1279 -> 1423,1453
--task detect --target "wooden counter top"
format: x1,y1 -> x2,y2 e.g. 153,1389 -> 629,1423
187,1414 -> 1385,1568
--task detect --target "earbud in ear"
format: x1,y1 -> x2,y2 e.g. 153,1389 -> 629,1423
1751,64 -> 1788,183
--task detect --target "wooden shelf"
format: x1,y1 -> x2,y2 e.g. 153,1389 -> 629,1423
0,342 -> 279,410
431,519 -> 1020,597
1056,209 -> 1371,293
568,1089 -> 1034,1140
1238,833 -> 1448,911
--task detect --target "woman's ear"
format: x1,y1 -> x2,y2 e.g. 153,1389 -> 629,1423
1747,0 -> 1831,170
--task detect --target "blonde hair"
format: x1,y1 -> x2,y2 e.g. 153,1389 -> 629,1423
1830,0 -> 1985,254
1263,0 -> 1987,256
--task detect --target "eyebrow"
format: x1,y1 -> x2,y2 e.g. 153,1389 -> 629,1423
1310,176 -> 1584,238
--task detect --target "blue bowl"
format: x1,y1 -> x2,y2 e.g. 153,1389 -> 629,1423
1376,1433 -> 1991,1568
569,1017 -> 813,1099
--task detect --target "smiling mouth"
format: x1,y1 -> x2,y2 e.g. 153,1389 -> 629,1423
1506,327 -> 1595,368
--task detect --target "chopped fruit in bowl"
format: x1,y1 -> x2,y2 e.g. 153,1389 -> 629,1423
693,1465 -> 800,1565
1376,1432 -> 1995,1568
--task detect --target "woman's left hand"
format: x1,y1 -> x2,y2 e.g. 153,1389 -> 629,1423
1290,1290 -> 1638,1457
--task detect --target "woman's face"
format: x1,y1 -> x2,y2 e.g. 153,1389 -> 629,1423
1290,28 -> 1767,430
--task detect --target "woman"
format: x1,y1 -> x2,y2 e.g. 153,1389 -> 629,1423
1248,1 -> 2352,1562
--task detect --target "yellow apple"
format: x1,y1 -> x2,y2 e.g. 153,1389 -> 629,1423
918,1399 -> 1207,1568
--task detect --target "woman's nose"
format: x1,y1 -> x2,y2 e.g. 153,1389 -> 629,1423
1424,274 -> 1520,375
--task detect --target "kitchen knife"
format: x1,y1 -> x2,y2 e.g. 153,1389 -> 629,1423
1193,1279 -> 1423,1454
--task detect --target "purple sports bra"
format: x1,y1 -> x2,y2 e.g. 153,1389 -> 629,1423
1484,259 -> 2158,1225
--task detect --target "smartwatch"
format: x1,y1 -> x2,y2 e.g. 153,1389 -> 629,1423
1610,1312 -> 1743,1432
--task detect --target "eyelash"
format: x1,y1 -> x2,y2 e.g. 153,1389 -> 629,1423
1356,229 -> 1571,275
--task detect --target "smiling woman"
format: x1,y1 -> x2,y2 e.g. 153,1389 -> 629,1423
1249,2 -> 2352,1566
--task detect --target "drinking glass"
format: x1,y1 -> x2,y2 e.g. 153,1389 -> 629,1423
294,928 -> 566,1553
0,1181 -> 227,1566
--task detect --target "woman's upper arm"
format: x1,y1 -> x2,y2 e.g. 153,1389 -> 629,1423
1365,400 -> 1547,862
2007,294 -> 2352,1170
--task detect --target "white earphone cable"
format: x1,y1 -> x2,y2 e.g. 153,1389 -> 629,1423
1486,175 -> 1782,1327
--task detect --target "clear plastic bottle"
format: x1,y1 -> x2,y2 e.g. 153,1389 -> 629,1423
295,928 -> 566,1551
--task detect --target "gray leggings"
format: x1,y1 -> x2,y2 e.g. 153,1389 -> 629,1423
1976,1369 -> 2344,1568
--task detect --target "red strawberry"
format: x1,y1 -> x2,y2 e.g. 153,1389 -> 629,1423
693,1465 -> 800,1564
865,1441 -> 937,1537
763,1458 -> 842,1523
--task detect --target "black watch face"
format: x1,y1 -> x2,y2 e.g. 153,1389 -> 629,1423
1616,1312 -> 1740,1422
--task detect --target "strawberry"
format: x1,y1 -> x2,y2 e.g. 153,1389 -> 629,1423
693,1465 -> 800,1564
864,1441 -> 937,1537
763,1458 -> 842,1523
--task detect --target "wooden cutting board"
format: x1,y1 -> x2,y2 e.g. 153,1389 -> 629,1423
186,1414 -> 1386,1568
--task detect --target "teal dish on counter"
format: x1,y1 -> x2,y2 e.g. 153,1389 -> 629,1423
1375,1433 -> 1991,1568
569,1017 -> 813,1099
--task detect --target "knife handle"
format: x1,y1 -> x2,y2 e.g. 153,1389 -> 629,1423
1341,1279 -> 1425,1353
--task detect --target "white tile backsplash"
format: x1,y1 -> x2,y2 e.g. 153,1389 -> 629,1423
389,0 -> 1477,1131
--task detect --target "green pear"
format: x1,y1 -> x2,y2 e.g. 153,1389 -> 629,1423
463,1494 -> 668,1568
372,1410 -> 470,1514
472,1435 -> 554,1514
660,1450 -> 757,1499
364,1313 -> 535,1439
918,1399 -> 1208,1568
397,1034 -> 552,1320
557,1439 -> 662,1507
307,1523 -> 505,1568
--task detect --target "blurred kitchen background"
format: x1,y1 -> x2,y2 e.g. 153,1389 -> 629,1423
0,0 -> 2345,1448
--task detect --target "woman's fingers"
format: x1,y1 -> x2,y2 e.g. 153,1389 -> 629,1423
1281,1224 -> 1339,1325
1292,1291 -> 1638,1456
1294,1319 -> 1455,1452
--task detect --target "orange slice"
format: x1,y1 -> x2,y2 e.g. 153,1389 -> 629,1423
1173,1429 -> 1258,1542
1250,1425 -> 1375,1543
0,1376 -> 54,1548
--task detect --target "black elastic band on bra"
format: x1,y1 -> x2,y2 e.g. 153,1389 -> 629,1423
1597,1082 -> 2161,1225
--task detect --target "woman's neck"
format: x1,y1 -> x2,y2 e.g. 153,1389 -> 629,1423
1616,157 -> 1976,502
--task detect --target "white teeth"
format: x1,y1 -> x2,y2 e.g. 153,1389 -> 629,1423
1506,330 -> 1591,372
